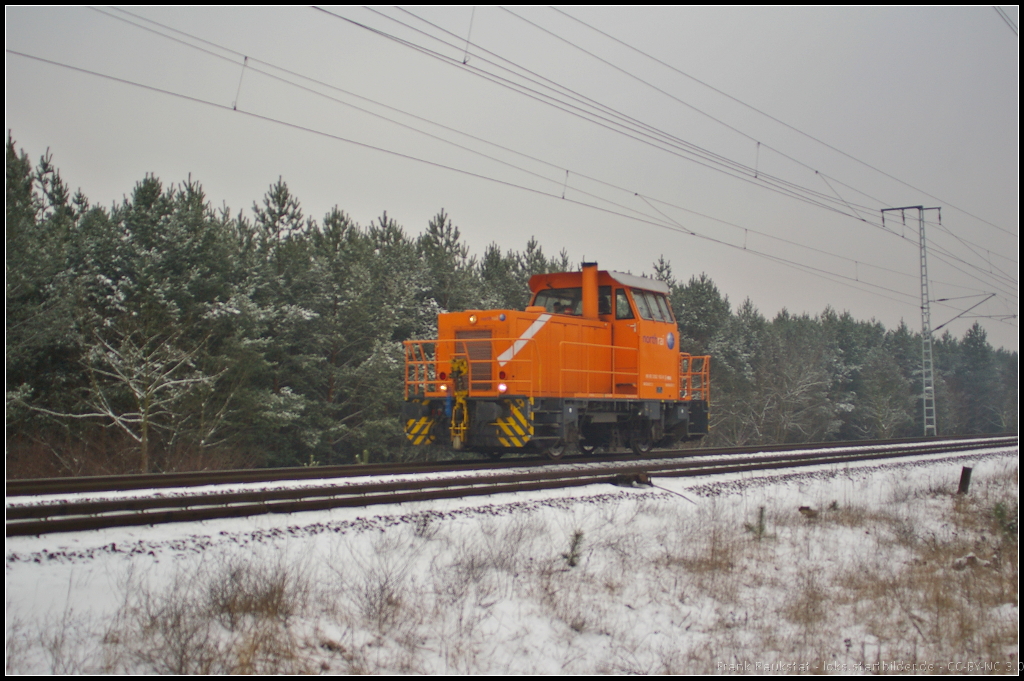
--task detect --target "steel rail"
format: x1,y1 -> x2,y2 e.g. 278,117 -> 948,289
6,433 -> 1012,497
6,436 -> 1015,537
11,434 -> 1014,520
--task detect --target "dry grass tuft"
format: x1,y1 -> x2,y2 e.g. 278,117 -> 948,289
102,557 -> 317,674
783,569 -> 828,632
207,557 -> 303,631
674,524 -> 741,575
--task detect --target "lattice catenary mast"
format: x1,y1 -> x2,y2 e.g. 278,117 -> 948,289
882,206 -> 941,436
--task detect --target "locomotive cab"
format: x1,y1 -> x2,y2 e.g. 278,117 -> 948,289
403,263 -> 709,458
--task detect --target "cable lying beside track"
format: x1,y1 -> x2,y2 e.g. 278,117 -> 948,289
6,435 -> 1016,536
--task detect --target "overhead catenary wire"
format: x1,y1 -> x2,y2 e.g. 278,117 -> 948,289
811,161 -> 1021,289
496,6 -> 1020,289
798,170 -> 1020,296
8,47 -> 969,318
92,6 -> 727,229
368,6 -> 1016,295
24,10 -> 1015,317
10,8 -> 1015,334
933,294 -> 997,332
993,5 -> 1019,36
551,5 -> 1017,239
638,193 -> 998,295
809,171 -> 1017,268
360,6 -> 895,223
91,6 -> 989,300
123,6 -> 1017,306
636,192 -> 947,307
872,211 -> 1020,301
928,222 -> 1019,284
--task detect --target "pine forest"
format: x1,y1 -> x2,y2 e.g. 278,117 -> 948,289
6,137 -> 1017,477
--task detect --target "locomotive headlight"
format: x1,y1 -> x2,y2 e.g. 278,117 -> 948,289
469,314 -> 478,324
439,384 -> 448,392
498,382 -> 508,393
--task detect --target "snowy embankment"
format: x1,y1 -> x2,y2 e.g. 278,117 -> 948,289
5,445 -> 1018,674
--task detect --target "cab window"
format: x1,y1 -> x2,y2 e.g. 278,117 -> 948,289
654,293 -> 674,322
631,289 -> 674,322
598,286 -> 612,316
615,289 -> 634,319
631,288 -> 654,320
534,285 -> 613,316
534,287 -> 581,315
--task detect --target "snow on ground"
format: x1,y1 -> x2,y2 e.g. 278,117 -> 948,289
5,445 -> 1018,674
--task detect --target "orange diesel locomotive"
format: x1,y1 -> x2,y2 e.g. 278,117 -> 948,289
403,263 -> 710,458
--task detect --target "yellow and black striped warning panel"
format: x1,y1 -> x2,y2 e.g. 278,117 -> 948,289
495,399 -> 533,448
405,416 -> 436,445
404,399 -> 436,445
405,417 -> 435,445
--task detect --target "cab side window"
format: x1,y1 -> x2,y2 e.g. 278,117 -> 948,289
615,289 -> 634,319
599,286 -> 612,316
534,287 -> 581,315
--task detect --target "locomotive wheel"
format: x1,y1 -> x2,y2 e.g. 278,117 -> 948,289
545,442 -> 566,461
630,422 -> 654,456
579,442 -> 597,455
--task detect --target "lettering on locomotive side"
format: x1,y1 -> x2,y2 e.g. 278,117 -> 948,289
641,335 -> 665,345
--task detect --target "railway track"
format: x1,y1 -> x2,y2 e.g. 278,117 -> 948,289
6,433 -> 1008,497
6,435 -> 1016,537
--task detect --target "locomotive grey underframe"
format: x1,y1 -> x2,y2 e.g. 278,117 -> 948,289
403,396 -> 709,450
560,398 -> 709,450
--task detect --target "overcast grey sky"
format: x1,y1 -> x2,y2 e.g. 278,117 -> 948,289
6,6 -> 1018,350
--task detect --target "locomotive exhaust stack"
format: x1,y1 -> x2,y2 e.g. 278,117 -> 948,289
402,263 -> 710,458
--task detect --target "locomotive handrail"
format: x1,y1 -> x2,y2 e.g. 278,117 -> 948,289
554,342 -> 710,401
403,337 -> 543,399
408,338 -> 704,402
679,354 -> 710,402
557,341 -> 639,398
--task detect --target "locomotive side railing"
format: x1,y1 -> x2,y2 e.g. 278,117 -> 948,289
403,338 -> 542,399
557,341 -> 638,397
680,354 -> 710,402
406,339 -> 708,402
